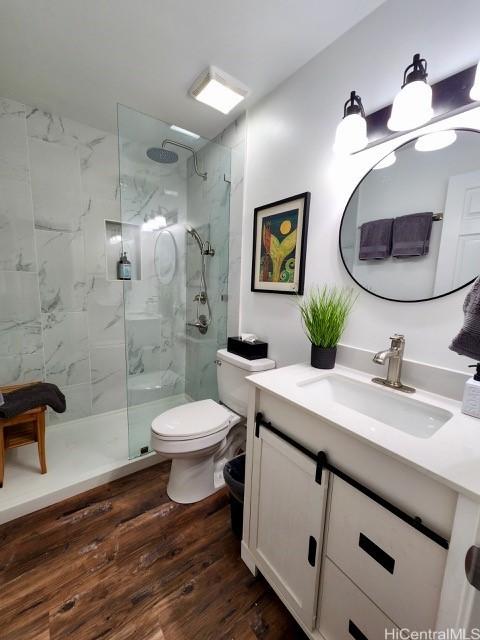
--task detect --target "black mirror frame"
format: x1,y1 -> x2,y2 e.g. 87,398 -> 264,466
338,127 -> 480,303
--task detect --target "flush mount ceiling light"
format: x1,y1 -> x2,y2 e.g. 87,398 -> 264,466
470,61 -> 480,101
388,54 -> 433,132
414,129 -> 457,152
333,91 -> 368,155
373,152 -> 396,170
170,125 -> 200,139
190,66 -> 249,114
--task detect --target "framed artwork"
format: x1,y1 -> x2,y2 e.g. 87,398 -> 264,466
251,192 -> 310,294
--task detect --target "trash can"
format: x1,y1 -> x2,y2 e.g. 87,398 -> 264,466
223,453 -> 246,538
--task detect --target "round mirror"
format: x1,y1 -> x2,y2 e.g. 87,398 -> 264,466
154,230 -> 176,284
339,128 -> 480,302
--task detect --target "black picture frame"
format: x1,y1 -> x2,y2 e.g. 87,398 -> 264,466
251,192 -> 310,295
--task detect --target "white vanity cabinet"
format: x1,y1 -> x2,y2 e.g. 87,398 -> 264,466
249,425 -> 329,630
325,475 -> 448,631
241,381 -> 462,639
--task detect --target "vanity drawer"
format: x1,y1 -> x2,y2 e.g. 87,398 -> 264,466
318,558 -> 397,640
326,475 -> 447,630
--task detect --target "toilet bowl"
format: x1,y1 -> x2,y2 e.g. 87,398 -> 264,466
151,348 -> 275,504
152,399 -> 240,503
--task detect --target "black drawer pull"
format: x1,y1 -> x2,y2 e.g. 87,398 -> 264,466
308,536 -> 317,567
359,532 -> 395,574
349,620 -> 368,640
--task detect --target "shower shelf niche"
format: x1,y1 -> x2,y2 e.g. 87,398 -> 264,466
105,219 -> 142,281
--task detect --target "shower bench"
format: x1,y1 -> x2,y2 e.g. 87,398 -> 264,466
0,383 -> 47,487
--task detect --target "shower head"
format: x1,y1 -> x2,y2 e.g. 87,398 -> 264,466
146,147 -> 179,164
185,224 -> 204,252
146,139 -> 207,180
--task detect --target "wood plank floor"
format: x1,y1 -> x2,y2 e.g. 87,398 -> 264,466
0,461 -> 306,640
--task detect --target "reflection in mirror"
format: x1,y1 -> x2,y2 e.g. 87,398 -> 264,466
339,129 -> 480,302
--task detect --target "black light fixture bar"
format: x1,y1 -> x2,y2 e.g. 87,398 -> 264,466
359,63 -> 478,152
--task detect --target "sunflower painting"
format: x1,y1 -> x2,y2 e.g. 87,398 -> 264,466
251,192 -> 310,295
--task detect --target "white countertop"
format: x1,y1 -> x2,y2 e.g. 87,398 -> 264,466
247,363 -> 480,501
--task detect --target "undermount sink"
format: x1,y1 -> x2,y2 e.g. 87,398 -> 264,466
297,373 -> 452,438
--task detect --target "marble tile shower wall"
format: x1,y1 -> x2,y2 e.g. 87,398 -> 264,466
213,114 -> 246,338
0,96 -> 127,424
184,117 -> 245,400
185,115 -> 245,400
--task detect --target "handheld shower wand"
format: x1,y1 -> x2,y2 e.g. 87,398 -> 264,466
185,224 -> 215,256
185,224 -> 214,333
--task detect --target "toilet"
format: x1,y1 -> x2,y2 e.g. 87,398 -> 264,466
151,348 -> 275,504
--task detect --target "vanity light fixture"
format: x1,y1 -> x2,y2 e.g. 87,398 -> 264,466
387,54 -> 433,132
373,152 -> 396,170
414,130 -> 457,152
470,61 -> 480,101
333,91 -> 368,155
170,125 -> 200,139
190,66 -> 249,114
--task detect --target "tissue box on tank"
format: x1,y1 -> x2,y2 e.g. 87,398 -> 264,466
227,337 -> 268,360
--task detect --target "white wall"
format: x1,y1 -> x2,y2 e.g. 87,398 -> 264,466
240,0 -> 480,371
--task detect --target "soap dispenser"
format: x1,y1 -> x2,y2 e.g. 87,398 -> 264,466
117,251 -> 132,280
462,363 -> 480,418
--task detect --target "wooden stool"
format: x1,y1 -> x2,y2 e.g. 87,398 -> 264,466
0,383 -> 47,487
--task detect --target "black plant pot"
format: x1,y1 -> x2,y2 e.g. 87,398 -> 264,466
311,344 -> 337,370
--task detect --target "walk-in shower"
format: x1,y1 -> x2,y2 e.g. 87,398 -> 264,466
0,98 -> 232,522
118,104 -> 231,458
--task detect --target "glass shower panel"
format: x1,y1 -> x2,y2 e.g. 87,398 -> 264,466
185,141 -> 231,402
117,105 -> 230,459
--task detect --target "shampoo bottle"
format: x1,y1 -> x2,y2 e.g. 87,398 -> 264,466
117,251 -> 132,280
462,363 -> 480,419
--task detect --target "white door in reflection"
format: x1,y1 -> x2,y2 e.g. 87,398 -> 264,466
434,169 -> 480,295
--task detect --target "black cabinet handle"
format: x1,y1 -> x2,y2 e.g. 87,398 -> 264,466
308,536 -> 317,567
349,620 -> 368,640
359,532 -> 395,574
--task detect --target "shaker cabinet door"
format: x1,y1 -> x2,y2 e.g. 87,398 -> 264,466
250,425 -> 328,630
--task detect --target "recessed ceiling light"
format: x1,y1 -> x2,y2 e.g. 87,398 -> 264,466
190,66 -> 249,115
170,125 -> 200,139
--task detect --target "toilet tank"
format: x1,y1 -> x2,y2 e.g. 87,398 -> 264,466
216,348 -> 275,416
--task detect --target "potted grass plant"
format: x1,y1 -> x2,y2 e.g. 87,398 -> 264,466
297,285 -> 356,369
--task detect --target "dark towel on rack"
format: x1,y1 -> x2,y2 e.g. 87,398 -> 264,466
449,277 -> 480,361
391,212 -> 433,258
0,383 -> 66,419
359,218 -> 393,260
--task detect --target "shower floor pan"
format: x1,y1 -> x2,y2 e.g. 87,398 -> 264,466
0,407 -> 158,525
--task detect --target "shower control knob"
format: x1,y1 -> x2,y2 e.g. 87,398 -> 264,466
214,359 -> 222,366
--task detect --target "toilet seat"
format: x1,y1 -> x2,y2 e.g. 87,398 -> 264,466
151,399 -> 237,441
